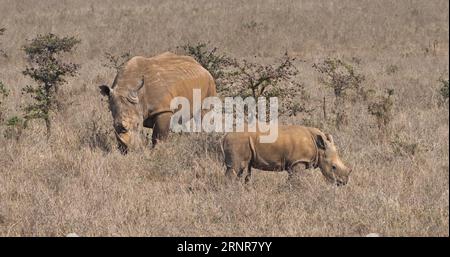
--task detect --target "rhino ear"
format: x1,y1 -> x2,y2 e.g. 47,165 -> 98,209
99,85 -> 111,96
316,134 -> 327,150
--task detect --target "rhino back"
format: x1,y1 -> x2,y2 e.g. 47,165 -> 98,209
116,52 -> 216,118
252,126 -> 317,170
223,126 -> 318,171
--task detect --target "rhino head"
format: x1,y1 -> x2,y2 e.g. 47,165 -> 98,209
99,77 -> 146,154
316,133 -> 352,186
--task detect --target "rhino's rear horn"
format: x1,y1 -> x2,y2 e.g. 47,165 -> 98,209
127,76 -> 145,103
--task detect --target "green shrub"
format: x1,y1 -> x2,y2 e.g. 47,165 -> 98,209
368,89 -> 395,139
4,116 -> 26,140
0,27 -> 6,57
0,81 -> 8,99
439,77 -> 449,102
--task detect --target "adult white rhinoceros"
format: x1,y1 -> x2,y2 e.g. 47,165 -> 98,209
100,52 -> 217,153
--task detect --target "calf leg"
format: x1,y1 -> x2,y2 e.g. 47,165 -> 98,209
225,161 -> 249,181
236,168 -> 245,178
152,112 -> 172,147
245,164 -> 252,183
225,167 -> 239,180
233,164 -> 252,183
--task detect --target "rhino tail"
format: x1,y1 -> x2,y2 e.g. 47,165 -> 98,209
220,134 -> 227,167
210,82 -> 217,97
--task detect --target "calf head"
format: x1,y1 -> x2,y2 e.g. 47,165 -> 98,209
99,77 -> 146,154
316,133 -> 352,186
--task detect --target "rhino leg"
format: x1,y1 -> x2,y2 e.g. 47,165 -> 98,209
151,112 -> 172,146
225,167 -> 238,180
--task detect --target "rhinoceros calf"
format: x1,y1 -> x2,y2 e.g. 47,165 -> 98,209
100,52 -> 217,153
222,125 -> 352,186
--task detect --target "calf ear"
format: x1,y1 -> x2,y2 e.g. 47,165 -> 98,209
325,134 -> 334,145
316,134 -> 327,150
99,85 -> 111,96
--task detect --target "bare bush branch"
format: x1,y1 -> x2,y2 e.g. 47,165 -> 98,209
102,51 -> 131,71
313,57 -> 366,128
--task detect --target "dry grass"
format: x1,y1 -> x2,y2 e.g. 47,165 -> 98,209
0,0 -> 448,236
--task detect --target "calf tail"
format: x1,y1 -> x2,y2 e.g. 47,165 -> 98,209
248,136 -> 257,163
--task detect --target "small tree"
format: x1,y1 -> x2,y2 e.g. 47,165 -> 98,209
181,43 -> 310,118
313,58 -> 365,128
22,33 -> 80,137
226,52 -> 297,97
368,89 -> 394,140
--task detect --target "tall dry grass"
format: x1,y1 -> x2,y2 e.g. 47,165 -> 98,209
0,0 -> 448,236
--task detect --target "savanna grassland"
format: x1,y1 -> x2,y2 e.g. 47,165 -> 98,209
0,0 -> 448,236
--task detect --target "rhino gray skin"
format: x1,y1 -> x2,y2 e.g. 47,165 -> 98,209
222,125 -> 352,186
100,52 -> 217,153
